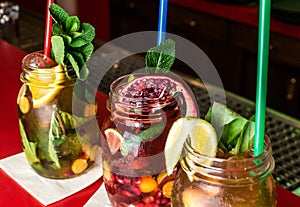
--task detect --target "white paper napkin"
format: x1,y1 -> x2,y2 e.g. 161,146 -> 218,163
83,184 -> 112,207
0,152 -> 103,206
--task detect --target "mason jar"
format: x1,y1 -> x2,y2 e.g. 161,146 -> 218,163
17,51 -> 99,179
100,72 -> 196,206
171,136 -> 277,207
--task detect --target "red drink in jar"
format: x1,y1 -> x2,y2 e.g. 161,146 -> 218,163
100,72 -> 198,206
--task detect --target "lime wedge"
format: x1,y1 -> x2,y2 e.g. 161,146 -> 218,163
164,117 -> 218,175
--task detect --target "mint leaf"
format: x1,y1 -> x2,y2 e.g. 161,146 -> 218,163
238,120 -> 255,154
80,23 -> 95,42
81,43 -> 94,61
70,37 -> 88,48
66,52 -> 79,76
121,132 -> 143,156
19,119 -> 40,164
145,39 -> 175,74
59,110 -> 94,129
120,124 -> 165,156
49,3 -> 69,25
137,124 -> 165,141
66,16 -> 80,34
49,3 -> 94,81
48,109 -> 62,169
52,23 -> 64,36
71,31 -> 82,39
51,36 -> 65,65
205,102 -> 255,155
66,52 -> 89,81
205,102 -> 242,139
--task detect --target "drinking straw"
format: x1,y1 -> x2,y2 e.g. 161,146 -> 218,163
254,0 -> 271,156
157,0 -> 168,45
44,0 -> 54,57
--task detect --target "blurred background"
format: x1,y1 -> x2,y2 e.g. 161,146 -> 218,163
1,0 -> 300,119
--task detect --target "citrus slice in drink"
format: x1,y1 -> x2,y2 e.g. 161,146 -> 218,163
104,128 -> 124,155
164,117 -> 218,175
28,64 -> 66,108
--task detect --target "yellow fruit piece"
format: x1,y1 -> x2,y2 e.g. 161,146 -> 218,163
162,181 -> 174,198
138,176 -> 158,193
19,96 -> 30,114
71,158 -> 88,174
28,64 -> 66,108
157,170 -> 168,185
164,117 -> 218,175
102,160 -> 111,181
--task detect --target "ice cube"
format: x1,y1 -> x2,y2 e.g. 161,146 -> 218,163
26,52 -> 57,68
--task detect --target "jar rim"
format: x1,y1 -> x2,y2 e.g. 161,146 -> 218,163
183,135 -> 274,172
21,51 -> 76,84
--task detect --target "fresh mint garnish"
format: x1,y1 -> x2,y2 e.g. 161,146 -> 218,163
120,124 -> 165,156
19,119 -> 40,164
145,39 -> 175,74
49,3 -> 95,80
205,102 -> 255,155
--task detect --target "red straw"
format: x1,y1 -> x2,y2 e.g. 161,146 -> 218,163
44,0 -> 54,57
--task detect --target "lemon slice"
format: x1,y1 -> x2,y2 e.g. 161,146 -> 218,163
28,64 -> 66,108
104,128 -> 124,155
164,117 -> 218,175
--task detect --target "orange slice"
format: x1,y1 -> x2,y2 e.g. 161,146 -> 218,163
28,64 -> 66,108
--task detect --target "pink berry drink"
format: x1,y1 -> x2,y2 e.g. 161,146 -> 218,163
100,72 -> 198,206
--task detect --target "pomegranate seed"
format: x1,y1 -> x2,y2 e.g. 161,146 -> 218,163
165,202 -> 171,206
135,203 -> 145,207
155,199 -> 161,204
121,190 -> 134,197
160,198 -> 169,205
124,177 -> 131,185
131,186 -> 141,196
143,196 -> 155,204
133,179 -> 141,185
148,204 -> 159,207
116,177 -> 125,184
155,191 -> 163,199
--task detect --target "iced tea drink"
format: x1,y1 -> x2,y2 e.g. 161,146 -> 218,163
171,136 -> 277,207
101,72 -> 198,206
17,52 -> 99,179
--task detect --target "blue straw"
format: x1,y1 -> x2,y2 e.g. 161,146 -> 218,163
157,0 -> 168,45
254,0 -> 271,156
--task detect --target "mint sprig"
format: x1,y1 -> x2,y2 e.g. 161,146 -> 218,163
49,3 -> 95,80
205,102 -> 255,155
145,39 -> 175,74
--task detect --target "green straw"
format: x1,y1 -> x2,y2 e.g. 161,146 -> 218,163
254,0 -> 271,156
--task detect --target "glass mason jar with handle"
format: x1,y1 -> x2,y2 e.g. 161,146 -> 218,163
171,135 -> 277,207
17,51 -> 99,179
